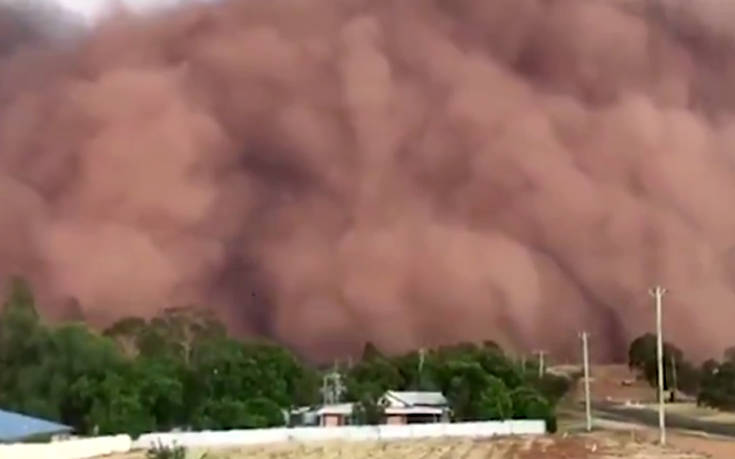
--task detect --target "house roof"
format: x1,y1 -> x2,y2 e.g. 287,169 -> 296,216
384,406 -> 446,415
0,409 -> 72,442
382,391 -> 448,407
315,403 -> 354,416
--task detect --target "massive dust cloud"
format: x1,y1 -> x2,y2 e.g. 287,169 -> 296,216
1,0 -> 735,360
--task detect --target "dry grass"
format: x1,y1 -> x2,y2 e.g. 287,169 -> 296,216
111,433 -> 707,459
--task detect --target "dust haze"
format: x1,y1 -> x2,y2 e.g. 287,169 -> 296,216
1,0 -> 734,361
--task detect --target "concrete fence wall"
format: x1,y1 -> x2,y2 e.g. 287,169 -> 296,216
0,421 -> 545,458
0,434 -> 131,459
133,420 -> 546,450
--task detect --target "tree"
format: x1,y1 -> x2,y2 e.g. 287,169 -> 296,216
134,356 -> 186,431
345,356 -> 403,401
104,317 -> 147,357
41,324 -> 128,433
192,397 -> 252,430
0,276 -> 565,434
510,387 -> 556,432
390,351 -> 438,391
628,333 -> 657,373
698,359 -> 735,411
2,276 -> 38,317
343,351 -> 402,425
476,375 -> 513,420
438,361 -> 503,421
526,373 -> 571,406
628,333 -> 689,395
0,277 -> 47,416
352,395 -> 385,425
724,346 -> 735,363
86,371 -> 155,436
242,398 -> 286,428
361,342 -> 384,361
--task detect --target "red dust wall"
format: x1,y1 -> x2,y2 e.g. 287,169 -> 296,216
3,1 -> 735,360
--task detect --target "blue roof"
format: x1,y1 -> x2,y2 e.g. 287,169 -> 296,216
0,409 -> 72,442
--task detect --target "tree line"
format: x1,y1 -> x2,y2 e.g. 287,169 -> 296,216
0,277 -> 567,437
628,333 -> 735,411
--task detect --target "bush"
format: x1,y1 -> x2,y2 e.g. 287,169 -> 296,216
145,440 -> 186,459
352,397 -> 384,425
510,387 -> 556,433
242,397 -> 285,428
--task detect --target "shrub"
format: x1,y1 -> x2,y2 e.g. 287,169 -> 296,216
145,440 -> 186,459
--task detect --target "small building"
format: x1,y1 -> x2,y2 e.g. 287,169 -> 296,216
289,403 -> 356,427
287,406 -> 319,427
379,391 -> 451,425
0,409 -> 72,443
315,403 -> 355,427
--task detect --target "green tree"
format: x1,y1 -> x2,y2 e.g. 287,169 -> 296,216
86,371 -> 155,436
103,317 -> 147,357
242,398 -> 285,428
345,355 -> 403,401
628,333 -> 689,395
510,386 -> 556,432
134,356 -> 186,431
724,346 -> 735,363
0,276 -> 566,435
0,277 -> 48,416
437,361 -> 497,421
42,324 -> 127,433
476,375 -> 513,420
353,397 -> 384,425
698,359 -> 735,411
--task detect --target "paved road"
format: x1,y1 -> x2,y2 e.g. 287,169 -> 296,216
592,401 -> 735,438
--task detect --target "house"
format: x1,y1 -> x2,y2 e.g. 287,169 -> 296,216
0,409 -> 72,442
379,391 -> 451,425
289,403 -> 355,427
315,403 -> 355,426
288,391 -> 451,428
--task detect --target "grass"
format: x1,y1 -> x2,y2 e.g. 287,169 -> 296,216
109,435 -> 706,459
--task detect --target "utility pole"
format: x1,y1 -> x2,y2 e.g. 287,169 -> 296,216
418,348 -> 426,388
533,350 -> 547,378
579,331 -> 592,432
649,285 -> 667,445
670,353 -> 678,402
321,362 -> 345,405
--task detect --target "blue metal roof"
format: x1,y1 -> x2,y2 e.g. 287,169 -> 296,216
0,409 -> 72,442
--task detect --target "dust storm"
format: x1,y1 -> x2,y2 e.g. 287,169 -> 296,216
1,0 -> 734,360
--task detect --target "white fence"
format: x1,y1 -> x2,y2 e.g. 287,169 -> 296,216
0,434 -> 131,459
134,420 -> 546,449
0,421 -> 545,458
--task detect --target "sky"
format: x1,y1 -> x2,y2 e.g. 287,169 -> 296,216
10,0 -> 194,23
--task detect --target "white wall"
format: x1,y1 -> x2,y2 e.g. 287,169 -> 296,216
133,420 -> 546,449
0,421 -> 545,458
0,434 -> 131,459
